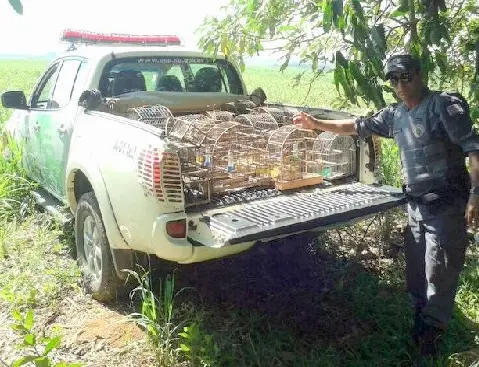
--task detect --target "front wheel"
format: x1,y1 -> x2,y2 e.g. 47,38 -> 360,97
75,192 -> 121,301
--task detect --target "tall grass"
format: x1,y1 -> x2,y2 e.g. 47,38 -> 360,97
0,137 -> 36,222
0,60 -> 44,223
127,268 -> 186,365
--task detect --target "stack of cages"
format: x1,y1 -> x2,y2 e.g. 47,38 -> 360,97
312,132 -> 357,180
166,116 -> 273,207
267,125 -> 323,190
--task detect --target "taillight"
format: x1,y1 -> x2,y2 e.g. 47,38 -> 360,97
137,148 -> 183,204
166,219 -> 187,238
137,148 -> 164,201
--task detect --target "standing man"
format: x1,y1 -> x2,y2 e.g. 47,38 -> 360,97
293,54 -> 479,356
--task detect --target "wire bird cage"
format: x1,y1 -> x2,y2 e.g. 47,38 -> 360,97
164,114 -> 217,206
234,112 -> 279,131
126,104 -> 174,132
166,114 -> 216,146
166,117 -> 272,205
312,132 -> 357,180
175,143 -> 211,207
254,106 -> 299,126
204,121 -> 272,194
267,125 -> 323,190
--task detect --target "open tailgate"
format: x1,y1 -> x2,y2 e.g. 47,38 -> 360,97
201,182 -> 406,245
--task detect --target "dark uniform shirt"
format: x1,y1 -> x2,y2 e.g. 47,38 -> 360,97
354,88 -> 479,220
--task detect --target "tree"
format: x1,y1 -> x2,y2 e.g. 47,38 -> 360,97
197,0 -> 479,116
8,0 -> 23,14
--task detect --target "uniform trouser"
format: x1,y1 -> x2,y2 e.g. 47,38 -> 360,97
404,210 -> 469,330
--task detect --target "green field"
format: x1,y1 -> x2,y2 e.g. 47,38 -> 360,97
0,59 -> 478,367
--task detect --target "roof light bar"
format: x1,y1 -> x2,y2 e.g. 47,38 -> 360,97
60,29 -> 182,46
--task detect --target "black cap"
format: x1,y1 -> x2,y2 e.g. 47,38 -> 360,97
385,54 -> 421,80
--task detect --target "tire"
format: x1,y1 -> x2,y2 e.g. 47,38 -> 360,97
75,192 -> 121,302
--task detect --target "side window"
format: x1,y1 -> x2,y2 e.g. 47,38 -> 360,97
32,63 -> 60,109
70,61 -> 89,98
50,59 -> 83,109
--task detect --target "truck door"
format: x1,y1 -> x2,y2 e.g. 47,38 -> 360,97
21,61 -> 61,184
28,57 -> 88,201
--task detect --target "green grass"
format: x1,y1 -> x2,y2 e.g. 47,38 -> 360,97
0,215 -> 80,310
0,59 -> 478,366
0,60 -> 45,223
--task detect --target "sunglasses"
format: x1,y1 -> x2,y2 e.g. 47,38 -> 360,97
389,72 -> 413,86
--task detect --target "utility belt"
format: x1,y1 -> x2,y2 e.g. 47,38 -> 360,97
402,174 -> 470,206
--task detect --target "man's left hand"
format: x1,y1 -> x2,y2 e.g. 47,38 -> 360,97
465,194 -> 479,228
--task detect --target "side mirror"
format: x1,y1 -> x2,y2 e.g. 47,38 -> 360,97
78,89 -> 103,110
1,91 -> 28,110
250,87 -> 267,106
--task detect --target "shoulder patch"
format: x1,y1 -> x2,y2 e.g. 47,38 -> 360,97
446,102 -> 465,116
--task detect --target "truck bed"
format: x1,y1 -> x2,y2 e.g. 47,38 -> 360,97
100,97 -> 404,247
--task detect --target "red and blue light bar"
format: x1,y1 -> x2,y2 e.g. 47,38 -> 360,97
60,29 -> 182,46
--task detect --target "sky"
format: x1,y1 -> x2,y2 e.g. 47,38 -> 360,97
0,0 -> 229,55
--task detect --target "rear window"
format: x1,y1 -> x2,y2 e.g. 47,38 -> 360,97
99,56 -> 244,97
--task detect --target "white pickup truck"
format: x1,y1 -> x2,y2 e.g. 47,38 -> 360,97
1,30 -> 405,300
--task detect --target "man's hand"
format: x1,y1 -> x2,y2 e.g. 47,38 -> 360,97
292,112 -> 318,130
292,112 -> 358,135
465,194 -> 479,228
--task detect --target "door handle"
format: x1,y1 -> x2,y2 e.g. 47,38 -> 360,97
58,125 -> 68,135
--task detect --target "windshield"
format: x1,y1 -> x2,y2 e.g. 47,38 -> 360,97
99,56 -> 244,97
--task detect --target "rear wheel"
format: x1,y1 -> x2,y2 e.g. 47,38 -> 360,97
75,192 -> 121,301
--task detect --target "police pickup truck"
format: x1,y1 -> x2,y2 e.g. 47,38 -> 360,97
1,30 -> 405,300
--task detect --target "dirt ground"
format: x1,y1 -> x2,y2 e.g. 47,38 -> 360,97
0,213 -> 407,367
0,290 -> 157,366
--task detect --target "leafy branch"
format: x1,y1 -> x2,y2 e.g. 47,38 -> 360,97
1,309 -> 81,367
197,0 -> 479,116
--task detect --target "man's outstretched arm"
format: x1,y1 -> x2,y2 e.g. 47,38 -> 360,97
293,106 -> 395,139
292,112 -> 357,135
